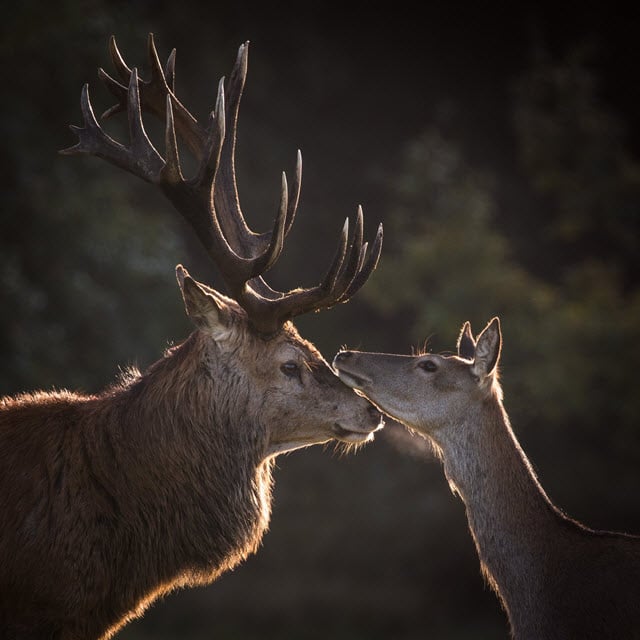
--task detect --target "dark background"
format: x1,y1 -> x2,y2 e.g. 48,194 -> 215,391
2,2 -> 640,638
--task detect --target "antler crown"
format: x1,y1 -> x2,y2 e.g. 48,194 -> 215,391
62,34 -> 382,335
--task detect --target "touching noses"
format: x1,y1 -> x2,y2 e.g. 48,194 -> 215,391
333,351 -> 353,364
368,404 -> 382,422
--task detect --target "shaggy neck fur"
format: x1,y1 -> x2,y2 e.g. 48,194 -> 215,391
91,333 -> 273,634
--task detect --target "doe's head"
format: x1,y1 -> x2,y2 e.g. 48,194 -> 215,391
332,318 -> 502,436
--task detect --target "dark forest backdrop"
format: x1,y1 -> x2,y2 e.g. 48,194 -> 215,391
2,2 -> 640,638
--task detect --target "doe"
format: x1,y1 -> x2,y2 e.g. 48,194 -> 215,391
334,317 -> 640,639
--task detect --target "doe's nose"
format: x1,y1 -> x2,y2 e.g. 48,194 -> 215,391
334,351 -> 352,364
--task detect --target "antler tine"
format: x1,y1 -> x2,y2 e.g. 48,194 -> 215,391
60,79 -> 164,184
99,36 -> 138,121
165,48 -> 177,93
208,42 -> 263,256
294,211 -> 364,312
109,34 -> 132,83
318,218 -> 351,293
161,95 -> 184,184
284,150 -> 302,238
318,209 -> 365,295
127,68 -> 161,170
250,172 -> 289,275
242,149 -> 301,269
338,205 -> 365,288
238,155 -> 300,277
216,45 -> 298,247
192,78 -> 227,189
338,222 -> 383,302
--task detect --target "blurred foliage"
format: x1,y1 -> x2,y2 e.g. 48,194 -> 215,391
0,1 -> 188,393
513,45 -> 640,287
1,3 -> 639,639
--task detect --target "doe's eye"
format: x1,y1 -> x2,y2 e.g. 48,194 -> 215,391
280,361 -> 300,377
418,360 -> 438,373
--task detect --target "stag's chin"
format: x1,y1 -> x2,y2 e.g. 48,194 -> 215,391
265,418 -> 383,458
331,420 -> 384,444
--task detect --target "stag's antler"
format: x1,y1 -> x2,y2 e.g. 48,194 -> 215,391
61,34 -> 382,335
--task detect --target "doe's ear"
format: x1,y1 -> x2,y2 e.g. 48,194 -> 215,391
457,321 -> 476,360
176,265 -> 233,341
471,317 -> 502,379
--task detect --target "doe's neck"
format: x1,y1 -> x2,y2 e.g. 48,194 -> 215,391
433,392 -> 566,610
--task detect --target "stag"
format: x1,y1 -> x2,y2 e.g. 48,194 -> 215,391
0,35 -> 383,639
333,318 -> 640,639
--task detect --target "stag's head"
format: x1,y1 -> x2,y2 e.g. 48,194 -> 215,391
176,269 -> 383,455
62,35 -> 384,456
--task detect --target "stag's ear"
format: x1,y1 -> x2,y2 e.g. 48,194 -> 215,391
471,317 -> 502,379
176,265 -> 233,340
457,321 -> 476,360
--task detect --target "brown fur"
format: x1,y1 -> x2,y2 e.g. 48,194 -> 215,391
0,289 -> 381,639
334,318 -> 640,640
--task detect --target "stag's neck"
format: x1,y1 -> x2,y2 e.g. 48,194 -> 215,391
433,389 -> 572,628
86,332 -> 271,583
120,332 -> 265,462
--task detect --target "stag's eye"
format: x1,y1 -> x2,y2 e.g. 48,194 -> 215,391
418,360 -> 438,373
280,361 -> 301,378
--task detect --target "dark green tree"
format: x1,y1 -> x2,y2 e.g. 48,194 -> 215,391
513,45 -> 640,288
